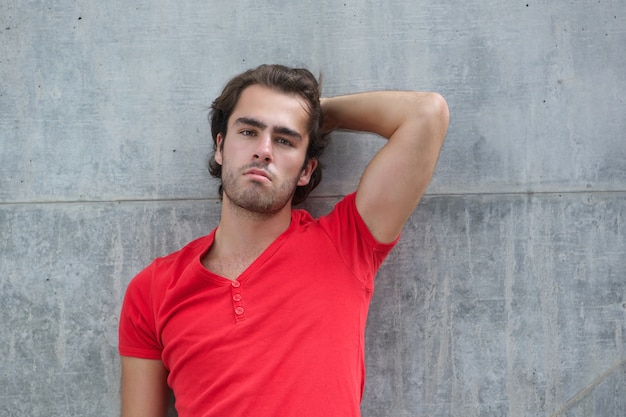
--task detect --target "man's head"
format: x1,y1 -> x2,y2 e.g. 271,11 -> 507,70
208,64 -> 330,205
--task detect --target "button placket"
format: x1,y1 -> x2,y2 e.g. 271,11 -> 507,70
231,281 -> 246,322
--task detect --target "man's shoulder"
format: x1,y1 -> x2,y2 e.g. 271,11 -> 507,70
291,192 -> 357,224
130,232 -> 214,289
159,233 -> 212,262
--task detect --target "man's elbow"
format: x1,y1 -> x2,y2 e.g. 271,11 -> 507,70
422,91 -> 449,126
410,92 -> 450,146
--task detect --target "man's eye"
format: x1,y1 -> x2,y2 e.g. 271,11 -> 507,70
241,130 -> 255,136
276,138 -> 292,146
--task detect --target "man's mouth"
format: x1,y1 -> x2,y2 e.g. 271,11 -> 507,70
243,168 -> 272,183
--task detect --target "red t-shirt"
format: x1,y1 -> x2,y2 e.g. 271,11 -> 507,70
119,193 -> 398,417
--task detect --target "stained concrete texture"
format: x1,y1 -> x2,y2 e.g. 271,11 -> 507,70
1,0 -> 625,416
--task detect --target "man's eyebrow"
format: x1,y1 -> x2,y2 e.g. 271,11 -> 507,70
234,117 -> 266,130
273,126 -> 303,141
234,117 -> 303,142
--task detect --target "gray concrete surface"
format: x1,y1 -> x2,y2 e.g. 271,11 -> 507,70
1,1 -> 624,416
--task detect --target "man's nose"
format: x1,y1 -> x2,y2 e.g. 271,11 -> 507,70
254,134 -> 273,162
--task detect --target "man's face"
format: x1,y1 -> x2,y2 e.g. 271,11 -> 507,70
215,84 -> 318,214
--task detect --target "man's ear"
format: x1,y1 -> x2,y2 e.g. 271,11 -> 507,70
215,133 -> 224,166
297,158 -> 318,186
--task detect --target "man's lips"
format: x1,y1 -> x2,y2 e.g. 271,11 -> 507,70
243,168 -> 272,183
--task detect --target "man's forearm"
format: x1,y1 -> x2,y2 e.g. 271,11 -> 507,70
321,91 -> 446,141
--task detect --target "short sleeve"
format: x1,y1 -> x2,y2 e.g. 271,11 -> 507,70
318,193 -> 399,288
118,264 -> 163,359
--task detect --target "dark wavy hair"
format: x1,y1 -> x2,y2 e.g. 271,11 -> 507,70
208,64 -> 330,205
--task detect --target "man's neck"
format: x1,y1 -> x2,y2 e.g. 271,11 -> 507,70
218,198 -> 293,253
201,196 -> 294,279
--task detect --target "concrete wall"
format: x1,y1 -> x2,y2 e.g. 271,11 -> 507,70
1,1 -> 624,416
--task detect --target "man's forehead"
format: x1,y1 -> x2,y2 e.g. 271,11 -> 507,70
236,84 -> 307,108
229,85 -> 310,130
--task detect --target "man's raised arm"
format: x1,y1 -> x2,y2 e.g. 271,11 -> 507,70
322,91 -> 449,243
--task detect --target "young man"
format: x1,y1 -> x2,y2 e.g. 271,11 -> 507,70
119,64 -> 449,417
